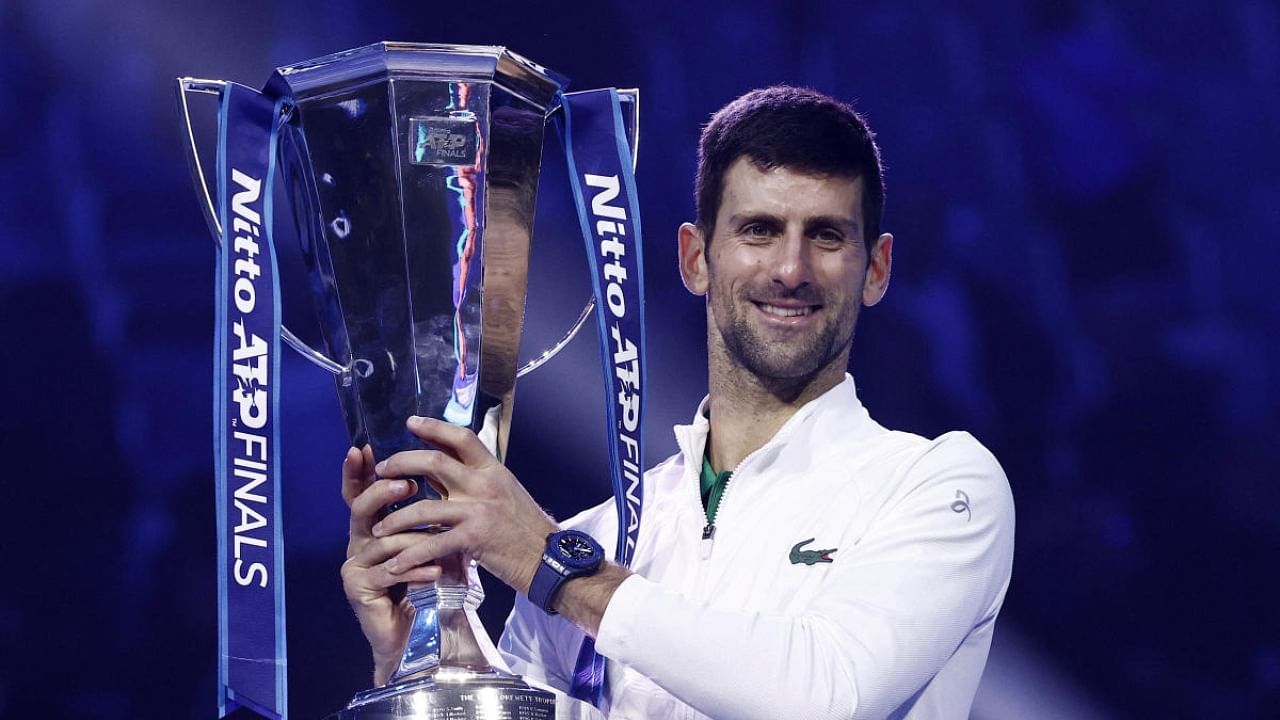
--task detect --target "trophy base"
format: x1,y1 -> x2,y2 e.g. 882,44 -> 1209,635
334,669 -> 555,720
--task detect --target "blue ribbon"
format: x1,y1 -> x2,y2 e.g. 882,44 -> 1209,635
558,88 -> 648,710
214,81 -> 288,720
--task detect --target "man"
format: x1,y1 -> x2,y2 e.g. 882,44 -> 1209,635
341,86 -> 1015,719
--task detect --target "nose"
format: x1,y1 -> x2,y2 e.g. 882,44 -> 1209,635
769,229 -> 814,291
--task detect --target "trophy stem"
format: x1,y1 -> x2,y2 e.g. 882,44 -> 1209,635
390,553 -> 492,684
344,549 -> 555,720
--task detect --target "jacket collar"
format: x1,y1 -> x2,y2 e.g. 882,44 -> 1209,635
674,373 -> 870,476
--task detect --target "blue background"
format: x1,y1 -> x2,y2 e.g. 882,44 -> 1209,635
0,1 -> 1276,718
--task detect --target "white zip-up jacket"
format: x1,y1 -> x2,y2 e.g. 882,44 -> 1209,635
500,375 -> 1015,719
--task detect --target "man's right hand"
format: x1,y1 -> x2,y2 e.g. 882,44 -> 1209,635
340,445 -> 441,686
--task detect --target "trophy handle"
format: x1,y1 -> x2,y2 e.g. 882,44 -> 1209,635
177,77 -> 353,386
515,295 -> 594,378
514,88 -> 640,379
176,78 -> 224,244
616,87 -> 640,174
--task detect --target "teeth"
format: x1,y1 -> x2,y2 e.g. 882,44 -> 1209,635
760,303 -> 812,318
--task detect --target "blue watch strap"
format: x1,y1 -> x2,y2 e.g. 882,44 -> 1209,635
529,549 -> 566,615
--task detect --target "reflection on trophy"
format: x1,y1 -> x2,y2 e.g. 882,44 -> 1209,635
179,42 -> 639,719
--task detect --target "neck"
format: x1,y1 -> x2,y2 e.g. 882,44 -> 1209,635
703,338 -> 848,473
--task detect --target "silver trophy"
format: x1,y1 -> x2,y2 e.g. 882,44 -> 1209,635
178,42 -> 638,719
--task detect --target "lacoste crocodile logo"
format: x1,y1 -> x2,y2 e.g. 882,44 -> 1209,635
789,538 -> 837,565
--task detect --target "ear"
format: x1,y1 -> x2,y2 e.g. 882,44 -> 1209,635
862,233 -> 893,306
678,222 -> 710,296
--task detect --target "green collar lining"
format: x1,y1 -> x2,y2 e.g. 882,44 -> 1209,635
700,454 -> 733,525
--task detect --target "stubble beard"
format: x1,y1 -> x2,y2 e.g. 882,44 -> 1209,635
711,281 -> 859,388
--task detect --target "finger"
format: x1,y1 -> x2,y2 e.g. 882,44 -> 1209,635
375,448 -> 470,496
374,499 -> 470,538
406,416 -> 495,467
393,565 -> 441,586
345,532 -> 429,568
344,554 -> 441,592
349,478 -> 417,536
386,530 -> 472,575
341,447 -> 370,508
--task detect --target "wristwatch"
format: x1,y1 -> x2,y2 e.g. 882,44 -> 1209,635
529,529 -> 604,615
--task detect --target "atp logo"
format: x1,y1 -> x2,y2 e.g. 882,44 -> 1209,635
423,126 -> 467,151
409,116 -> 477,166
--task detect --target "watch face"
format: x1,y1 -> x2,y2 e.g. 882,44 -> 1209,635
558,534 -> 596,560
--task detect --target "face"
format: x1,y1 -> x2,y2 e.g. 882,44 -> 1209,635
679,157 -> 892,384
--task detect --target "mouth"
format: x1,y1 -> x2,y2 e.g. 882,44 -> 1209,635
753,301 -> 820,319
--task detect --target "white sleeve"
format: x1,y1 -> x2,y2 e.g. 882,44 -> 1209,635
499,595 -> 607,720
594,433 -> 1015,720
499,593 -> 573,693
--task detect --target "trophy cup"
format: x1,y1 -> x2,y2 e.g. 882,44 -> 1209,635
178,42 -> 641,719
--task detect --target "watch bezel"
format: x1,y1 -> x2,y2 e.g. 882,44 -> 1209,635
556,533 -> 599,564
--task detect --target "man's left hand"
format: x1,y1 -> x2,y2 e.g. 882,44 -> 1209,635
371,415 -> 559,596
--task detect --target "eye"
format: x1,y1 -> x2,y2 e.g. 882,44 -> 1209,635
813,227 -> 846,248
741,222 -> 777,240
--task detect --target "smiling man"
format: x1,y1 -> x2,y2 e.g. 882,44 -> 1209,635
341,86 -> 1015,719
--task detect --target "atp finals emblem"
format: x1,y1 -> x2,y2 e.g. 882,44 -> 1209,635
410,115 -> 477,166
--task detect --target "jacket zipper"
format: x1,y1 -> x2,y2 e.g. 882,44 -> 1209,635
698,444 -> 766,561
699,480 -> 728,560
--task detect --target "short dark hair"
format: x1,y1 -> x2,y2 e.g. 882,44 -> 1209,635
695,86 -> 885,249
